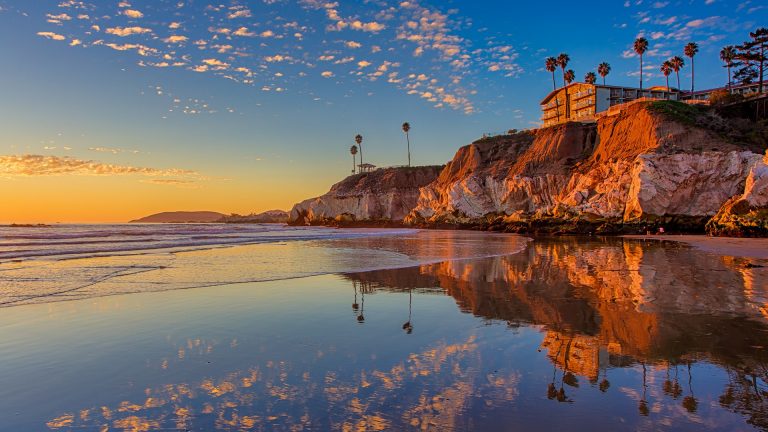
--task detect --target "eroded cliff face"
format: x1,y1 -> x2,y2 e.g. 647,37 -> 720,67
289,166 -> 443,225
407,102 -> 766,232
707,150 -> 768,236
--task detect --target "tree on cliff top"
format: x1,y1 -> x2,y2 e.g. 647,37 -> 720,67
557,53 -> 570,88
720,45 -> 737,89
684,42 -> 699,93
402,122 -> 411,167
736,28 -> 767,93
634,37 -> 649,91
355,134 -> 363,168
585,71 -> 596,84
670,56 -> 685,90
598,62 -> 611,85
545,57 -> 558,90
545,57 -> 561,122
661,61 -> 673,92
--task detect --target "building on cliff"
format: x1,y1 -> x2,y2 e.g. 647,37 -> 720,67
541,82 -> 680,127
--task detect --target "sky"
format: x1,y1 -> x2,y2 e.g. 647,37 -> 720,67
0,0 -> 765,223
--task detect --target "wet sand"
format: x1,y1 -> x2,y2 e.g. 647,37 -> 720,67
624,235 -> 768,260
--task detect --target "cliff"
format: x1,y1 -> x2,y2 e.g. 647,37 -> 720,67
407,101 -> 767,235
289,166 -> 444,225
289,100 -> 767,235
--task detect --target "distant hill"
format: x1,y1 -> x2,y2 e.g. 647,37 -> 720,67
130,211 -> 227,223
218,210 -> 290,224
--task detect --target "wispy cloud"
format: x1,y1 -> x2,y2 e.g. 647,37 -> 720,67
0,155 -> 195,179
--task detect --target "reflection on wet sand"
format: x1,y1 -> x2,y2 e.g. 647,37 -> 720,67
45,237 -> 768,431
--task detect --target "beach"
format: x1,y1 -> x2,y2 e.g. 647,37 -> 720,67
0,226 -> 766,431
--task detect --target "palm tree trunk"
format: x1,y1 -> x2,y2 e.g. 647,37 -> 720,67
640,55 -> 643,92
551,72 -> 556,91
691,58 -> 695,93
666,75 -> 669,92
727,65 -> 732,90
352,154 -> 356,174
603,76 -> 606,85
676,71 -> 680,91
359,145 -> 363,168
406,132 -> 411,167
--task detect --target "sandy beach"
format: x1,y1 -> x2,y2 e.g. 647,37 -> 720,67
624,235 -> 768,260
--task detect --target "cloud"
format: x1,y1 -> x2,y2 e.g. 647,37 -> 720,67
0,155 -> 196,178
163,35 -> 188,43
123,9 -> 143,18
105,26 -> 152,37
37,32 -> 66,41
321,71 -> 334,78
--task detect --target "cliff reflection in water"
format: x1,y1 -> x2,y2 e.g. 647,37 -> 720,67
347,237 -> 768,428
44,237 -> 767,431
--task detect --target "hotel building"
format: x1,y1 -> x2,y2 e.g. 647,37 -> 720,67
540,83 -> 680,127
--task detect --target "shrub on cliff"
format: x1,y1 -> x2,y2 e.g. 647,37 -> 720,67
709,89 -> 744,106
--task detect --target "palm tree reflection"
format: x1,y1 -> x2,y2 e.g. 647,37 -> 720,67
402,289 -> 413,334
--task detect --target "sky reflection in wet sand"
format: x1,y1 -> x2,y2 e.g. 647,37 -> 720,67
0,237 -> 766,431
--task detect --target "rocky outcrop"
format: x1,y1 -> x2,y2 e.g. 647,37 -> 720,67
289,166 -> 443,225
406,101 -> 767,234
707,150 -> 768,237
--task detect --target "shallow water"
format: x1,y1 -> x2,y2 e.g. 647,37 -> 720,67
0,233 -> 767,431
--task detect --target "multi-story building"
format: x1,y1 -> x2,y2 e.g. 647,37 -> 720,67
685,81 -> 767,101
540,83 -> 680,127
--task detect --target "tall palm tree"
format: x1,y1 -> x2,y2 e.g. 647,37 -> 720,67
557,53 -> 570,119
564,69 -> 575,85
598,62 -> 611,85
350,145 -> 358,174
557,53 -> 570,87
584,71 -> 597,84
634,37 -> 649,92
545,57 -> 561,122
684,42 -> 699,93
354,134 -> 363,168
545,57 -> 558,90
720,45 -> 737,89
661,60 -> 673,92
670,56 -> 685,90
402,122 -> 411,167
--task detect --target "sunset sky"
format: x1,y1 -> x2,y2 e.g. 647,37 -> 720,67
0,0 -> 765,222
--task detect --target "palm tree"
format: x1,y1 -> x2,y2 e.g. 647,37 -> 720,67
564,69 -> 575,85
545,57 -> 558,90
685,42 -> 699,93
545,57 -> 561,122
354,134 -> 363,168
634,37 -> 649,91
720,45 -> 737,89
584,71 -> 597,84
557,53 -> 570,87
598,62 -> 611,85
350,145 -> 358,174
670,56 -> 685,89
661,60 -> 673,92
557,54 -> 571,119
402,122 -> 411,167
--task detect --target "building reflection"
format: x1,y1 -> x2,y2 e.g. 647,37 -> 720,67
46,237 -> 768,431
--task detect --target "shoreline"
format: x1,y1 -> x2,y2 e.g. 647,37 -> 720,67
623,234 -> 768,260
